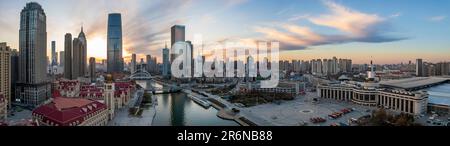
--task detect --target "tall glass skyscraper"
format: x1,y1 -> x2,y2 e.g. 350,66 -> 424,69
107,13 -> 123,73
170,25 -> 185,63
16,2 -> 51,107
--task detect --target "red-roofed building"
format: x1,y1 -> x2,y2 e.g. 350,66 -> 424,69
79,85 -> 104,100
0,94 -> 6,121
113,82 -> 134,109
54,80 -> 80,97
32,97 -> 108,126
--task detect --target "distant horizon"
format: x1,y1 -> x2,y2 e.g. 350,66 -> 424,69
1,0 -> 449,64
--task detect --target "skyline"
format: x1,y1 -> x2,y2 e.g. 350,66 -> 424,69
0,0 -> 449,64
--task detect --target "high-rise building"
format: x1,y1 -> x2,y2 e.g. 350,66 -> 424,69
59,51 -> 64,67
146,54 -> 151,73
162,45 -> 170,78
89,57 -> 96,82
16,2 -> 51,107
10,49 -> 19,103
131,54 -> 137,73
72,38 -> 81,78
0,43 -> 12,108
51,41 -> 57,66
416,59 -> 423,77
0,94 -> 6,120
170,25 -> 185,63
107,13 -> 123,73
78,27 -> 87,77
64,33 -> 72,79
70,27 -> 87,79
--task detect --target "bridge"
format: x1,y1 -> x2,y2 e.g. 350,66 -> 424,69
129,68 -> 153,80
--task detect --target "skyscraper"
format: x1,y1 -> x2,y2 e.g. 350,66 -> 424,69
89,57 -> 96,82
0,43 -> 12,108
107,13 -> 123,73
16,2 -> 51,107
51,41 -> 57,66
10,49 -> 19,104
416,59 -> 423,77
64,33 -> 72,79
170,25 -> 185,63
72,38 -> 81,78
59,51 -> 64,67
146,54 -> 151,73
131,54 -> 137,73
78,27 -> 87,77
162,44 -> 170,78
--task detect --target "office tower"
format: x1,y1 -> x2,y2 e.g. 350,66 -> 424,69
0,43 -> 12,108
51,41 -> 57,66
72,38 -> 81,78
131,54 -> 137,73
10,49 -> 19,103
89,57 -> 96,82
78,27 -> 87,77
59,51 -> 64,67
163,45 -> 170,78
107,13 -> 123,73
416,59 -> 423,77
16,2 -> 51,107
170,25 -> 185,63
146,55 -> 151,73
64,33 -> 72,79
186,41 -> 194,77
70,27 -> 87,79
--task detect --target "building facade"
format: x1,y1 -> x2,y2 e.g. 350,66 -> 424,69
130,54 -> 136,73
51,41 -> 57,66
170,25 -> 185,63
72,28 -> 87,79
107,13 -> 123,73
0,43 -> 11,108
317,82 -> 428,115
16,2 -> 51,107
0,94 -> 6,121
64,33 -> 72,79
416,59 -> 423,77
32,97 -> 108,126
162,47 -> 170,78
59,51 -> 64,67
89,57 -> 96,82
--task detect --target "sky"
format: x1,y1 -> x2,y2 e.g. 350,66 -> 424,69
0,0 -> 449,64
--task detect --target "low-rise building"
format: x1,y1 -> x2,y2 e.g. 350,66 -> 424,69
317,81 -> 428,115
32,97 -> 108,126
240,82 -> 305,95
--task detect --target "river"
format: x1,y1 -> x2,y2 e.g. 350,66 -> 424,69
136,80 -> 239,126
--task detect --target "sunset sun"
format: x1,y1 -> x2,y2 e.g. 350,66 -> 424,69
87,36 -> 107,60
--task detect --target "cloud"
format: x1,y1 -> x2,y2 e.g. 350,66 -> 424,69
430,15 -> 446,22
254,1 -> 406,51
389,12 -> 402,18
288,14 -> 310,22
225,0 -> 249,7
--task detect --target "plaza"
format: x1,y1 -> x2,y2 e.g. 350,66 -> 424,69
245,92 -> 373,126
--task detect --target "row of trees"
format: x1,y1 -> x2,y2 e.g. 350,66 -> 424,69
358,108 -> 421,126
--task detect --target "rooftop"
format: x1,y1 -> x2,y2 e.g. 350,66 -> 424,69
32,97 -> 106,126
380,77 -> 449,90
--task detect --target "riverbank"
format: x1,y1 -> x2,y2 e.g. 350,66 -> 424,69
182,88 -> 273,126
108,89 -> 157,126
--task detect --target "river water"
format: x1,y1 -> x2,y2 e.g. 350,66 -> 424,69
136,80 -> 238,126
